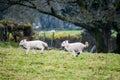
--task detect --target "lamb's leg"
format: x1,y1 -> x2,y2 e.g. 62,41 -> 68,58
72,50 -> 77,57
76,51 -> 82,57
80,51 -> 83,53
76,52 -> 80,57
40,47 -> 44,54
26,47 -> 30,54
32,49 -> 37,54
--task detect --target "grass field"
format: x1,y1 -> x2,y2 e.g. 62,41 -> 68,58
56,30 -> 84,35
40,30 -> 84,36
0,47 -> 120,80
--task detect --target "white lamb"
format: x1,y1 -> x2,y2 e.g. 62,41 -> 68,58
19,39 -> 48,54
61,40 -> 89,57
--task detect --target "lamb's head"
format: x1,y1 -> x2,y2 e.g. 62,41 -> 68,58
61,40 -> 69,48
42,42 -> 48,49
19,39 -> 27,46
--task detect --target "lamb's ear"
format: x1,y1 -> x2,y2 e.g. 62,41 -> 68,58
65,40 -> 69,43
23,39 -> 27,42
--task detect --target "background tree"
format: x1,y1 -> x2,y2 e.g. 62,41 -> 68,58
4,5 -> 78,30
4,5 -> 39,24
0,0 -> 120,53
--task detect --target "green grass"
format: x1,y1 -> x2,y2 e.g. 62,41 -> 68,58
40,30 -> 83,36
56,30 -> 84,35
0,47 -> 120,80
0,41 -> 19,48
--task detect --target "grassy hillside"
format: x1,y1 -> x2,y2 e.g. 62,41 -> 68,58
0,47 -> 120,80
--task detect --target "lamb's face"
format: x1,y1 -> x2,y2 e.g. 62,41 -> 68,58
61,40 -> 68,47
61,41 -> 66,47
19,39 -> 26,46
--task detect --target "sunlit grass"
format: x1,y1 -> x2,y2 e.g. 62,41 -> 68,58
40,30 -> 83,36
0,47 -> 120,80
56,30 -> 84,35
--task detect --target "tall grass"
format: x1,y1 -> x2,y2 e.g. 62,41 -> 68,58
0,47 -> 120,80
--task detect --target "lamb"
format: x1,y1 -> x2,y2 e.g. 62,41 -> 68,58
19,39 -> 48,54
61,40 -> 89,57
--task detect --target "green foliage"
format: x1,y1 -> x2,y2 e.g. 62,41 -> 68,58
0,20 -> 32,27
44,33 -> 81,40
46,33 -> 82,47
0,41 -> 8,47
0,20 -> 33,41
0,47 -> 120,80
18,23 -> 32,27
111,30 -> 117,37
0,41 -> 19,48
33,30 -> 83,47
0,20 -> 14,24
9,42 -> 19,48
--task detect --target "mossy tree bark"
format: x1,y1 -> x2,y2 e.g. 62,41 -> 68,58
115,32 -> 120,54
89,27 -> 111,53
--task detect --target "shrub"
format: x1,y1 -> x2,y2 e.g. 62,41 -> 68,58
0,41 -> 19,48
18,23 -> 32,27
33,32 -> 82,48
0,20 -> 33,41
0,20 -> 14,24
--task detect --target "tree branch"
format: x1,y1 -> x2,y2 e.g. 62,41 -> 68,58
16,1 -> 92,30
0,0 -> 94,30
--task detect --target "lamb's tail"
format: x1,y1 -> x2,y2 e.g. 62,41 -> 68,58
42,42 -> 48,48
85,42 -> 89,47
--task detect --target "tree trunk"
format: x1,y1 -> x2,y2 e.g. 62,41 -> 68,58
95,32 -> 108,53
115,32 -> 120,54
89,28 -> 110,53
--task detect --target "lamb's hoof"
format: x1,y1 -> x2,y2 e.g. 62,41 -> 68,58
76,53 -> 80,57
